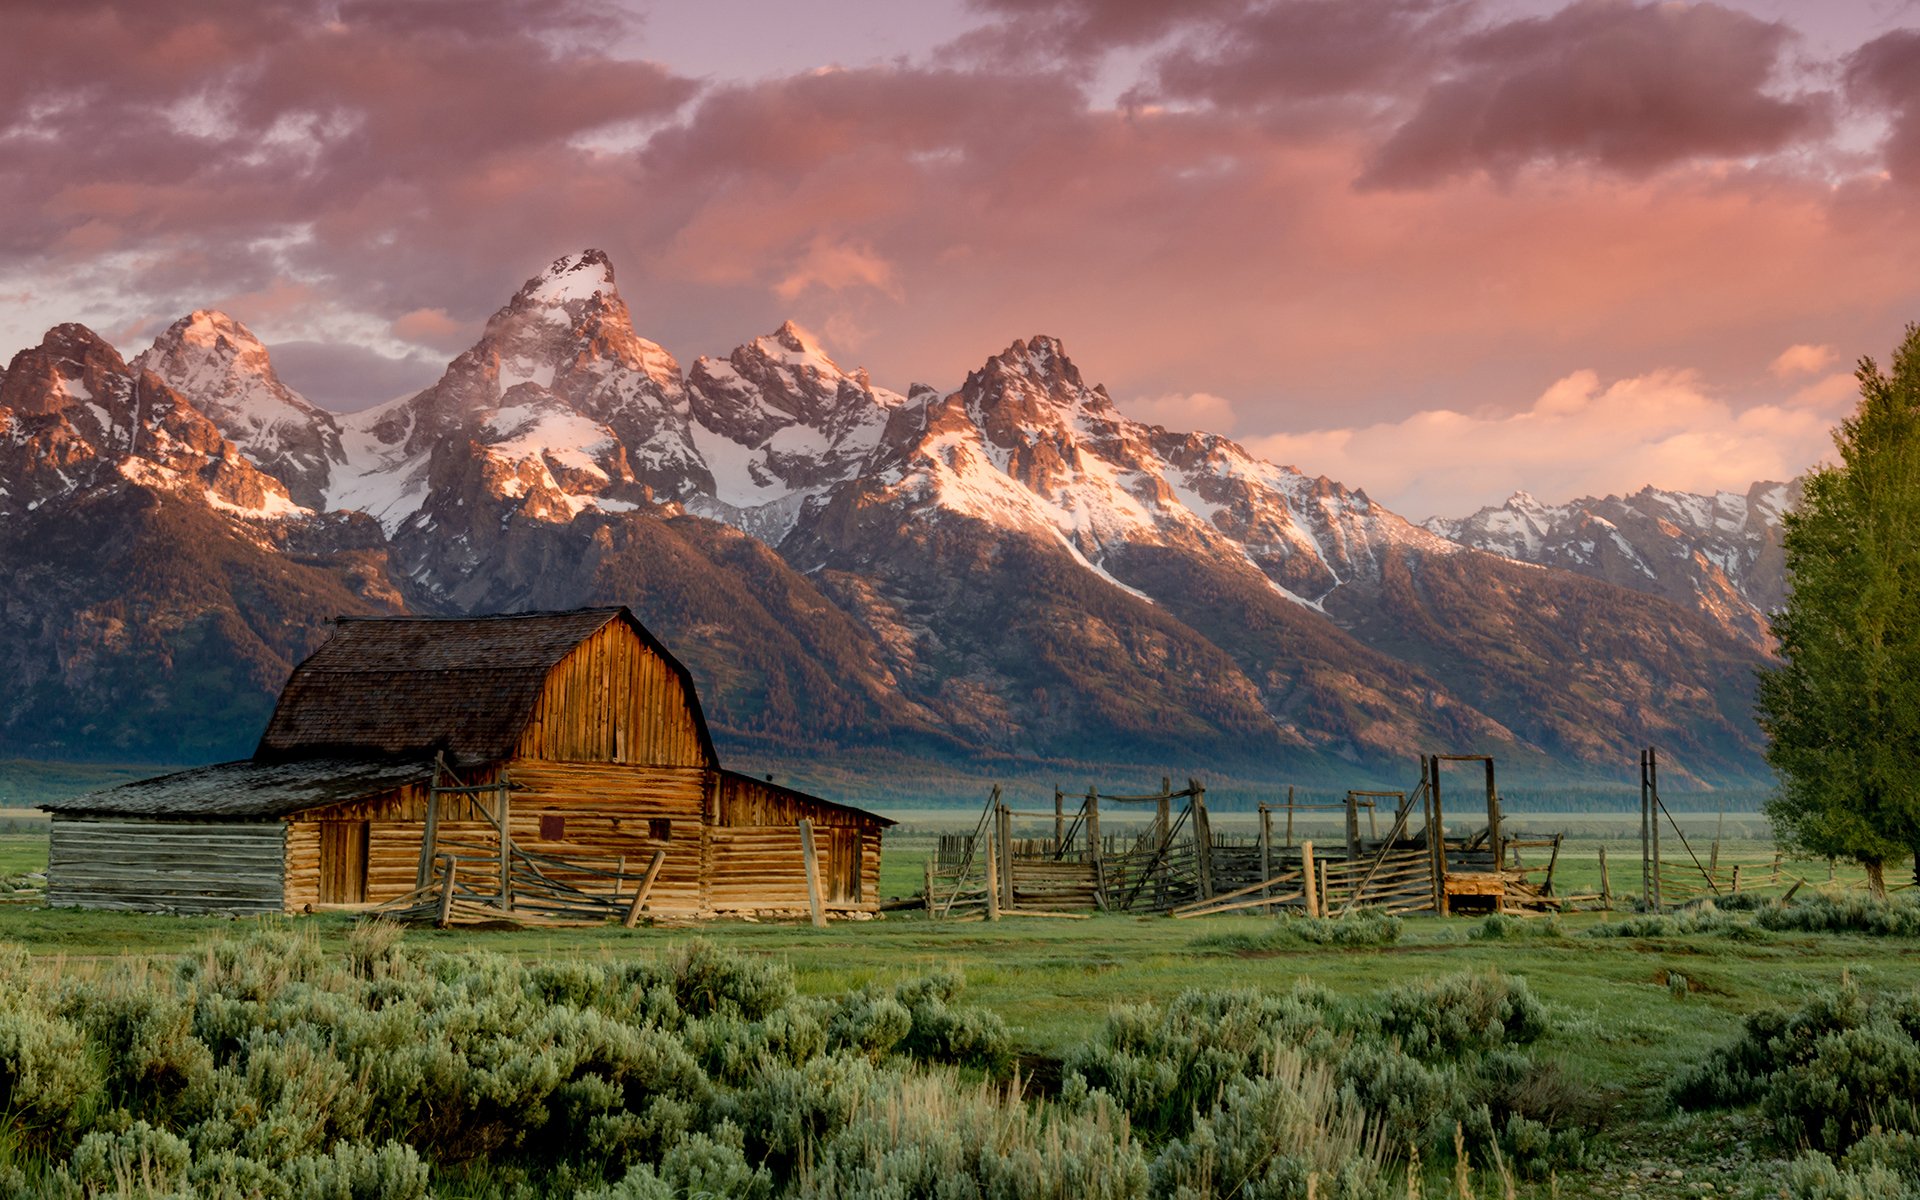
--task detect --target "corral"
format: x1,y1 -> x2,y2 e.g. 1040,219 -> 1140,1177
41,608 -> 890,922
925,752 -> 1754,921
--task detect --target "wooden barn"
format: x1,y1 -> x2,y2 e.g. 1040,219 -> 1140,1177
43,608 -> 891,920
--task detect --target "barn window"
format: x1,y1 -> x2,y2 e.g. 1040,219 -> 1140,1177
649,818 -> 672,841
540,815 -> 565,841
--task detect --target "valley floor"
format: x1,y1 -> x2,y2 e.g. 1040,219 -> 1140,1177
0,829 -> 1906,1197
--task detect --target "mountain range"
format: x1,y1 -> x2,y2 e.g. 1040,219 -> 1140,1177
0,250 -> 1793,792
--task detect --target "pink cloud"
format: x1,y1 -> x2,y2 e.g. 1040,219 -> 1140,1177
1769,343 -> 1837,378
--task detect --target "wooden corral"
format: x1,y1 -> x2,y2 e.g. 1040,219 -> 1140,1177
44,608 -> 890,922
927,756 -> 1583,921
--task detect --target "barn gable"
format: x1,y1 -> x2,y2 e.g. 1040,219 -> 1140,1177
256,609 -> 717,768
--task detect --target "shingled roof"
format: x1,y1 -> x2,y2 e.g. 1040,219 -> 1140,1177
254,608 -> 716,766
42,757 -> 433,819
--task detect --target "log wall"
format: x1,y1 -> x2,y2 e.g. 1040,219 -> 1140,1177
284,763 -> 883,915
516,621 -> 708,767
48,817 -> 286,915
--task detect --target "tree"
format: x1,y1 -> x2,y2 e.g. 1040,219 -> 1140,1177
1758,324 -> 1920,898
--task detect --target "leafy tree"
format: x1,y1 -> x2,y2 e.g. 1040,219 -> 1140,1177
1758,324 -> 1920,897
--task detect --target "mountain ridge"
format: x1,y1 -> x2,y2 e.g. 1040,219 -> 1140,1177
0,250 -> 1787,787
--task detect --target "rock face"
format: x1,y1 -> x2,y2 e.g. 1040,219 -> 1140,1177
134,311 -> 345,510
1427,483 -> 1793,651
0,250 -> 1781,784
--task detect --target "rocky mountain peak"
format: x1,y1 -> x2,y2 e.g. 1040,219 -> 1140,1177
135,311 -> 343,509
0,323 -> 130,417
515,248 -> 618,311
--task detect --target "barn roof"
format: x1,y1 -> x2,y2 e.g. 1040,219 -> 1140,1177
254,607 -> 717,766
42,757 -> 431,819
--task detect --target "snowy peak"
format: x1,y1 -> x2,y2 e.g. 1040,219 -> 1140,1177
517,248 -> 619,313
0,322 -> 302,521
135,310 -> 343,509
1426,481 -> 1795,649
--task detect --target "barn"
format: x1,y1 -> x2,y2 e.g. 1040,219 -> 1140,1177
43,608 -> 891,919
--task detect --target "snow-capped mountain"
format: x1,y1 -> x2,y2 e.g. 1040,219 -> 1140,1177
0,249 -> 1779,784
684,320 -> 906,542
133,311 -> 345,510
0,323 -> 303,521
1427,482 -> 1792,650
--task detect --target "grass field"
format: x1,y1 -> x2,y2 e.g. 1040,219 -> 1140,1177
2,820 -> 1911,1197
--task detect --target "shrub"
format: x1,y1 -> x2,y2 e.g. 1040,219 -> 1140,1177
1468,914 -> 1564,941
891,970 -> 1012,1071
67,1121 -> 191,1198
1677,980 -> 1920,1156
800,1071 -> 1150,1200
1153,1050 -> 1390,1200
1191,914 -> 1402,954
1065,986 -> 1338,1142
665,940 -> 792,1022
1369,973 -> 1547,1061
276,1141 -> 431,1200
58,974 -> 212,1125
0,1001 -> 104,1149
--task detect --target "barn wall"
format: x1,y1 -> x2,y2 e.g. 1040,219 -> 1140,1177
279,761 -> 884,916
716,775 -> 870,829
516,622 -> 708,767
48,817 -> 286,915
507,762 -> 710,913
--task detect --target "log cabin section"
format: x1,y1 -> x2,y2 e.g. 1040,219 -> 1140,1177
43,608 -> 891,918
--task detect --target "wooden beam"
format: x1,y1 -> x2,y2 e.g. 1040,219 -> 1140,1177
436,856 -> 457,929
1301,840 -> 1318,918
1192,779 -> 1214,901
622,850 -> 667,929
798,819 -> 826,928
984,825 -> 1001,922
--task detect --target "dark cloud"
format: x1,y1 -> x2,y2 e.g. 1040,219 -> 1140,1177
1847,29 -> 1920,185
0,0 -> 696,324
267,340 -> 442,411
1143,0 -> 1473,109
946,0 -> 1248,65
1360,0 -> 1830,187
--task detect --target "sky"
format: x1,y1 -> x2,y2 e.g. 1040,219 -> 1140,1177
4,0 -> 1920,519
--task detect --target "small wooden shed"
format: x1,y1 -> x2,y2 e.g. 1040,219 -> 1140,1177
44,608 -> 891,918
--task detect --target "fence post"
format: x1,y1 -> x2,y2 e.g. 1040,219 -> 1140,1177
1157,787 -> 1172,908
998,804 -> 1016,911
1260,805 -> 1273,903
1300,841 -> 1318,917
985,826 -> 1001,922
1598,844 -> 1612,907
1345,792 -> 1362,862
1192,780 -> 1214,901
1087,788 -> 1103,907
1054,789 -> 1065,856
799,819 -> 827,929
924,858 -> 936,920
1731,864 -> 1742,894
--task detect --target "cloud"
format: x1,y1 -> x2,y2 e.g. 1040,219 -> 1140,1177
1122,391 -> 1238,431
1770,343 -> 1837,378
1142,0 -> 1471,109
1847,29 -> 1920,186
266,340 -> 442,411
1244,367 -> 1854,520
389,307 -> 472,353
1362,0 -> 1831,187
773,237 -> 901,300
0,0 -> 1916,470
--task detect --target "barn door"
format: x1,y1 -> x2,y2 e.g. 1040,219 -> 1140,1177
319,821 -> 369,904
827,828 -> 861,903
